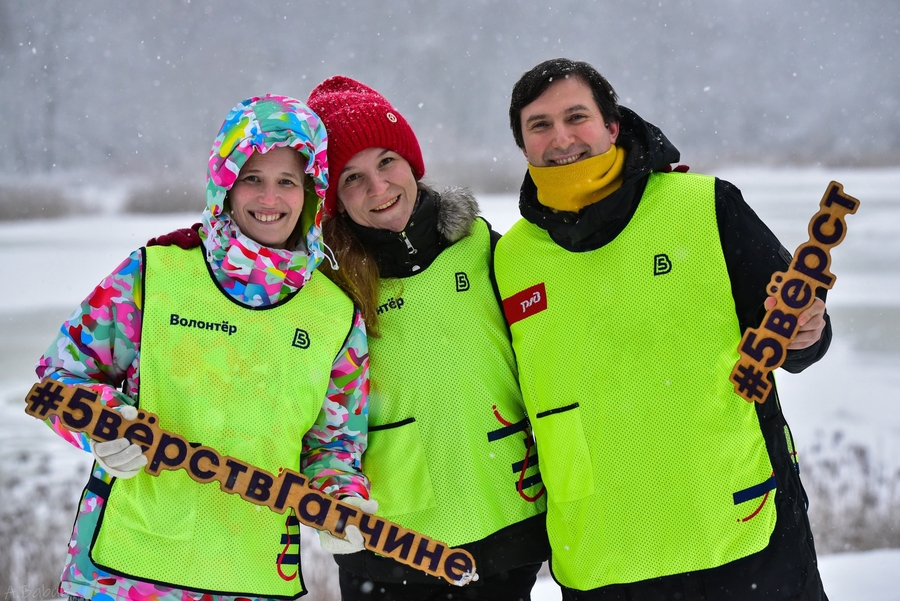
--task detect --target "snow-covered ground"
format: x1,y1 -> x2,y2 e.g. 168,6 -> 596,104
2,167 -> 898,598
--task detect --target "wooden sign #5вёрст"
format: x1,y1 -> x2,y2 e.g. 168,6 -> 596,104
730,181 -> 860,403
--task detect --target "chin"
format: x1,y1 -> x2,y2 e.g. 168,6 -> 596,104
252,234 -> 288,249
379,219 -> 406,233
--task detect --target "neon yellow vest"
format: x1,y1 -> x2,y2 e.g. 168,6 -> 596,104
92,245 -> 354,598
365,219 -> 545,547
494,173 -> 776,591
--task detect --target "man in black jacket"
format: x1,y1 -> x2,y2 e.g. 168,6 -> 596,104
493,58 -> 830,600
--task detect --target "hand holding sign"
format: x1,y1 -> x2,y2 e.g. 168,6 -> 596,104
730,181 -> 860,403
763,296 -> 827,350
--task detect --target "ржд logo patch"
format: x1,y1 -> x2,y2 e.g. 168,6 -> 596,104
502,283 -> 547,326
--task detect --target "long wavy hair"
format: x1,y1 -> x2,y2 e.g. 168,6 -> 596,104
319,211 -> 383,337
319,180 -> 436,337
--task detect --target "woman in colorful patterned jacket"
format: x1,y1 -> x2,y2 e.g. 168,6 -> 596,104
305,77 -> 550,601
36,95 -> 370,601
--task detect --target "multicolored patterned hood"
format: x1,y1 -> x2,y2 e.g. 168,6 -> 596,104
201,95 -> 331,305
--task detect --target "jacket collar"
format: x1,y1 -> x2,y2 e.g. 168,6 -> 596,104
348,185 -> 479,278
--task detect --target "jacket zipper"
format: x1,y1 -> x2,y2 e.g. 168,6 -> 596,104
400,231 -> 418,255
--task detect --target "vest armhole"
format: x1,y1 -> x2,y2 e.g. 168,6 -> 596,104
136,246 -> 148,405
332,306 -> 358,368
139,246 -> 148,313
481,219 -> 512,342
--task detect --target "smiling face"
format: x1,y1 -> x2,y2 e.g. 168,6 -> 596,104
336,147 -> 418,232
519,76 -> 619,168
228,146 -> 307,249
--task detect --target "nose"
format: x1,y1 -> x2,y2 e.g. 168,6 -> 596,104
259,183 -> 280,205
368,173 -> 390,197
550,123 -> 576,149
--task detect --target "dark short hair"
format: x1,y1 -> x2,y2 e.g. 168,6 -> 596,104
509,58 -> 621,149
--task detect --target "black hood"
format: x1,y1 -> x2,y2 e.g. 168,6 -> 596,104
519,106 -> 681,252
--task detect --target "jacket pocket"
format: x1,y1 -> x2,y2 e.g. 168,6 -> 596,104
365,417 -> 437,517
532,403 -> 594,503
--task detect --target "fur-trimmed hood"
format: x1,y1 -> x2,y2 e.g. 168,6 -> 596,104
435,185 -> 479,244
347,183 -> 480,278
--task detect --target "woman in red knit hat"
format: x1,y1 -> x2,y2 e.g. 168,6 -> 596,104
308,76 -> 549,600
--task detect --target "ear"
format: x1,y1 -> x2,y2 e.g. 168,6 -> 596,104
607,120 -> 620,144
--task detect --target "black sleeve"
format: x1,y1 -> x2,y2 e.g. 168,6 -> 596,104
487,225 -> 505,306
489,227 -> 502,254
483,221 -> 513,341
715,178 -> 832,373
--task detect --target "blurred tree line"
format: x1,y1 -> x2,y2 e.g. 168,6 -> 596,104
0,0 -> 897,193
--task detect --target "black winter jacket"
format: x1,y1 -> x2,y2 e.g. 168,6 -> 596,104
513,107 -> 829,600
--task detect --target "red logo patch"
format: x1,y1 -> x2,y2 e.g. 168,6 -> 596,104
502,283 -> 548,326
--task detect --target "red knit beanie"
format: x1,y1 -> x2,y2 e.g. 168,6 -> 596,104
307,76 -> 425,216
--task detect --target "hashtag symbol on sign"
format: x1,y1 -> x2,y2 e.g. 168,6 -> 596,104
26,381 -> 66,417
732,364 -> 770,402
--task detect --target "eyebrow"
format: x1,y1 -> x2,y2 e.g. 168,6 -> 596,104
524,104 -> 594,126
242,168 -> 302,178
244,171 -> 304,185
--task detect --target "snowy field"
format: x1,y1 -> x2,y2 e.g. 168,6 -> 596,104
2,167 -> 899,599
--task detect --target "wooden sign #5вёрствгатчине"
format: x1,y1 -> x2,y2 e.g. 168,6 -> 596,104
23,380 -> 477,586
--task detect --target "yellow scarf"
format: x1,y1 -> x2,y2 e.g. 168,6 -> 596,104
528,145 -> 626,213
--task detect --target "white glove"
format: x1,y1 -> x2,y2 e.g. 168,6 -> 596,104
91,405 -> 147,479
344,496 -> 378,514
317,496 -> 378,555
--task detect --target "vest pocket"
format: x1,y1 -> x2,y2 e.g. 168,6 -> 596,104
533,403 -> 594,503
366,418 -> 437,517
